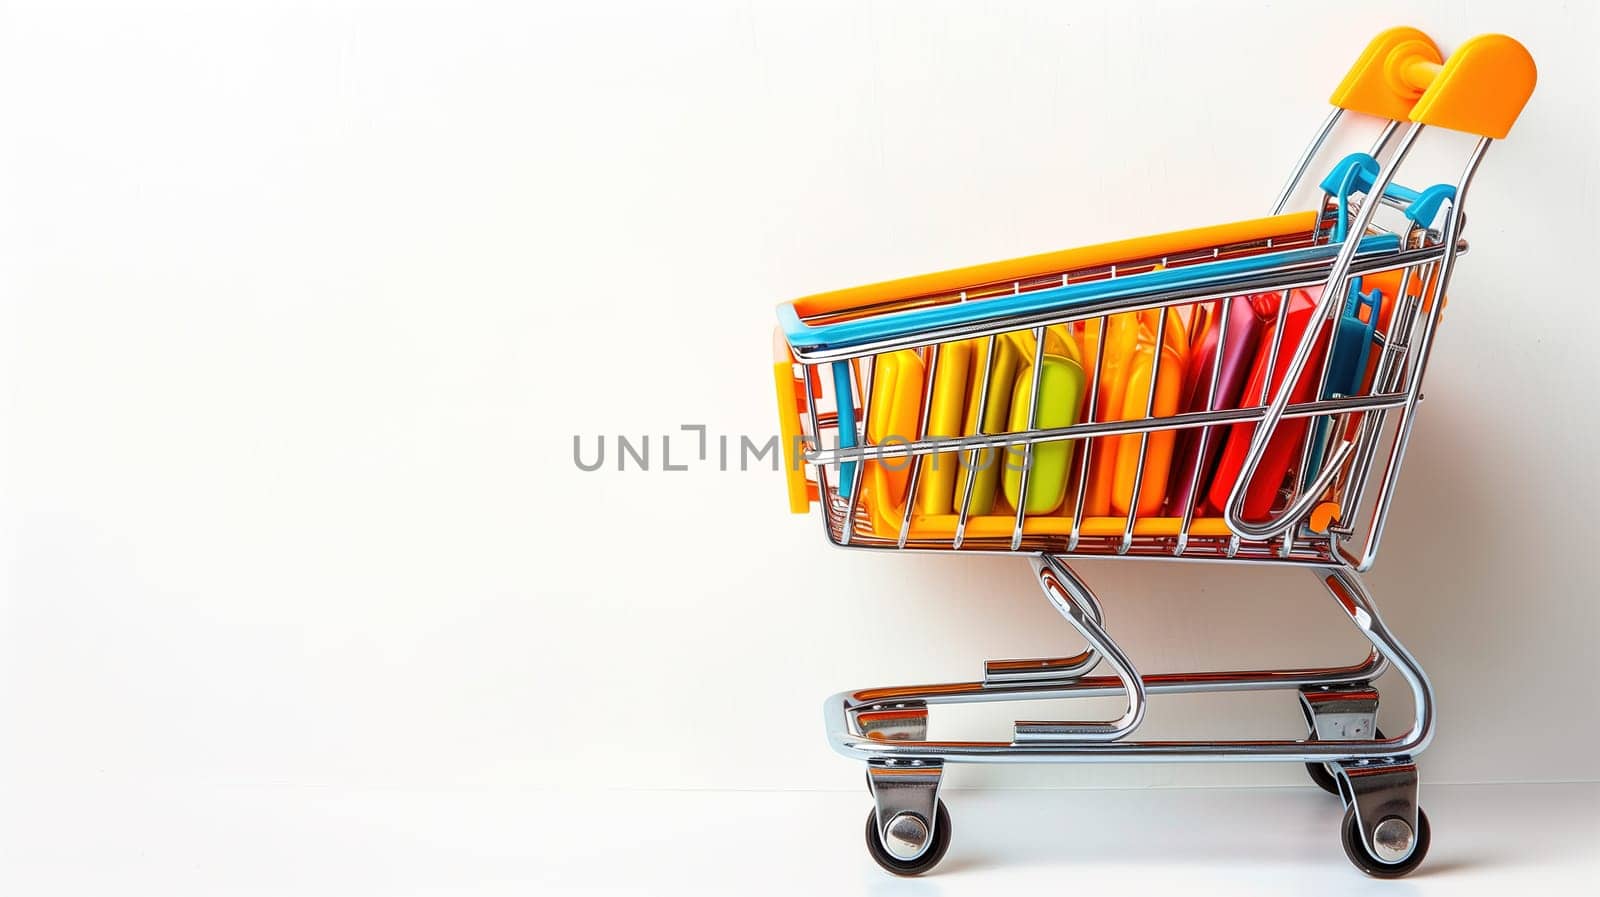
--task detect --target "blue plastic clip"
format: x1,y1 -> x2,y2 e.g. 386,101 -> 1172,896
1319,152 -> 1458,231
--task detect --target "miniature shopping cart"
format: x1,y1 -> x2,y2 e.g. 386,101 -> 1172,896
770,29 -> 1535,878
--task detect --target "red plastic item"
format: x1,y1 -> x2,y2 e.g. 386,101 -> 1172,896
1207,288 -> 1331,521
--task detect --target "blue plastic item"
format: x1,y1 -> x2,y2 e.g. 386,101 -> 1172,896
778,234 -> 1402,352
832,360 -> 858,498
1327,281 -> 1384,397
1304,279 -> 1384,485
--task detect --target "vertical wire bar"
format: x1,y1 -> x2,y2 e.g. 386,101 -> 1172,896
897,345 -> 941,548
1368,120 -> 1402,158
1360,288 -> 1446,567
837,357 -> 876,545
1176,296 -> 1234,555
1068,315 -> 1110,551
1010,327 -> 1049,551
1299,235 -> 1363,493
831,360 -> 859,500
1297,311 -> 1351,500
1260,289 -> 1293,405
1361,140 -> 1489,566
1119,309 -> 1167,554
800,362 -> 838,541
1286,277 -> 1348,553
1273,108 -> 1343,215
953,335 -> 999,549
1223,123 -> 1424,541
1227,288 -> 1293,549
1337,262 -> 1423,532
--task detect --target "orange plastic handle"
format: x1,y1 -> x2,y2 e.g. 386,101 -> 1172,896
1329,27 -> 1443,122
1410,34 -> 1537,139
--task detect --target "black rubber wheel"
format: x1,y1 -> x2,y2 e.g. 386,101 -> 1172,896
1340,804 -> 1430,878
864,800 -> 952,876
1305,727 -> 1386,795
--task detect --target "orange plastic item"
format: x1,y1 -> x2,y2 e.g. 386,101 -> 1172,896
864,512 -> 1235,542
1329,27 -> 1443,122
917,340 -> 976,515
864,350 -> 927,512
1080,308 -> 1188,517
790,212 -> 1318,320
1309,501 -> 1341,533
1410,34 -> 1536,139
771,331 -> 811,513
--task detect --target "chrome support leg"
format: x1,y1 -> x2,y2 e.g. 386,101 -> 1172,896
826,562 -> 1428,764
983,578 -> 1104,686
1013,556 -> 1146,742
1317,565 -> 1435,758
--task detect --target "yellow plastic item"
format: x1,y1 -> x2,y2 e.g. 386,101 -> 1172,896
1008,324 -> 1080,366
865,349 -> 927,512
772,331 -> 810,513
917,340 -> 975,515
790,212 -> 1318,320
954,336 -> 1023,516
1329,27 -> 1443,122
1002,355 -> 1086,515
1410,34 -> 1536,139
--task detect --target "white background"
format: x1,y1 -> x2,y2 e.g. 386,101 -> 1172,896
2,0 -> 1597,893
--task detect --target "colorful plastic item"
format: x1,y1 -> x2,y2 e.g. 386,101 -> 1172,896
954,335 -> 1023,516
1002,354 -> 1086,515
864,349 -> 926,510
772,332 -> 811,513
1080,308 -> 1187,517
1168,295 -> 1263,513
1303,282 -> 1384,487
1207,289 -> 1331,520
917,340 -> 976,514
832,361 -> 858,499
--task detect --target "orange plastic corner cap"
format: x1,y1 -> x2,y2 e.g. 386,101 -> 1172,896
1411,34 -> 1537,140
1329,27 -> 1443,121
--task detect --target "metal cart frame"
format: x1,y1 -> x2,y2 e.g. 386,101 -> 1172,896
771,30 -> 1535,878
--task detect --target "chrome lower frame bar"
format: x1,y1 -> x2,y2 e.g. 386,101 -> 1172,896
825,556 -> 1431,764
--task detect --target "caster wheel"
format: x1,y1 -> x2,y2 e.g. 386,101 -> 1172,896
864,799 -> 951,876
1305,727 -> 1385,795
1340,804 -> 1430,878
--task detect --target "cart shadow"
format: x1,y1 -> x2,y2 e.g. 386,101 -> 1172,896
936,789 -> 1495,876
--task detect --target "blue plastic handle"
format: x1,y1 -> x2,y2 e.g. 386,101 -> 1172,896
832,360 -> 858,498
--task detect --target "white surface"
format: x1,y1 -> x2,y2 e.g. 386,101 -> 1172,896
3,783 -> 1595,895
2,0 -> 1597,811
